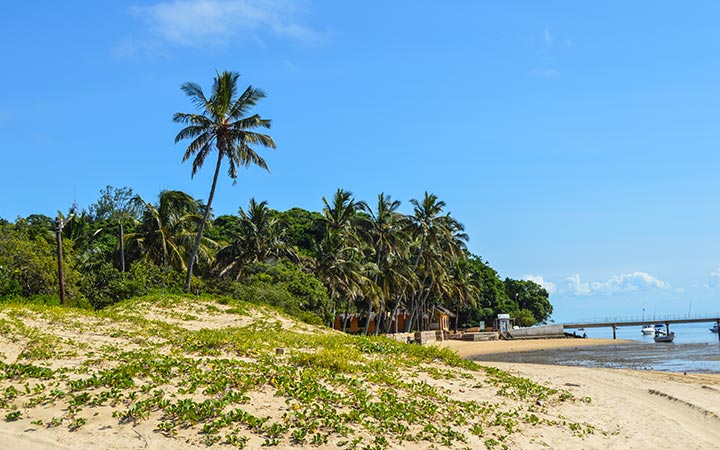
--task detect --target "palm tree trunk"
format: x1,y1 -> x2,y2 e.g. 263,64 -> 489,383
386,297 -> 402,334
185,152 -> 222,292
329,287 -> 337,328
342,296 -> 352,332
454,301 -> 460,332
419,286 -> 432,331
402,237 -> 425,333
364,305 -> 373,335
405,304 -> 416,332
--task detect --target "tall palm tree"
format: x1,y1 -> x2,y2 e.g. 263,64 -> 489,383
446,258 -> 479,331
316,189 -> 367,329
406,192 -> 468,331
312,234 -> 366,330
358,193 -> 410,334
174,70 -> 276,291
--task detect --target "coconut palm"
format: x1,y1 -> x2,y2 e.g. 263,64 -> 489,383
321,189 -> 367,239
215,198 -> 297,279
312,234 -> 366,330
357,193 -> 411,334
446,258 -> 479,331
316,189 -> 368,329
126,191 -> 218,271
174,70 -> 276,291
406,192 -> 468,331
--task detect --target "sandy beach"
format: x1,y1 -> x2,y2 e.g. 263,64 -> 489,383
2,300 -> 720,450
440,336 -> 633,357
441,338 -> 720,449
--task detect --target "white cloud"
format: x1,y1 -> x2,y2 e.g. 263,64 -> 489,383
708,268 -> 720,288
131,0 -> 322,48
522,275 -> 556,294
564,272 -> 670,296
564,273 -> 591,295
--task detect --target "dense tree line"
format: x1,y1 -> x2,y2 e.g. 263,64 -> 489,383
0,185 -> 552,330
0,70 -> 551,331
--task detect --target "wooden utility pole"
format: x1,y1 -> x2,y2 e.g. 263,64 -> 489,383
119,221 -> 125,272
55,216 -> 65,305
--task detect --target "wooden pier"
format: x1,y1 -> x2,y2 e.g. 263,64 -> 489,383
563,314 -> 720,340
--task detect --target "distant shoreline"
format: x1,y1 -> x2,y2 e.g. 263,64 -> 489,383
439,337 -> 632,358
439,337 -> 720,447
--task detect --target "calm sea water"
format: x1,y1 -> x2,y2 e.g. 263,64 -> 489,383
473,322 -> 720,374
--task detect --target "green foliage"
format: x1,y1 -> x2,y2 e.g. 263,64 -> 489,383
454,256 -> 553,328
0,221 -> 84,304
274,208 -> 324,255
81,261 -> 184,309
503,278 -> 553,325
214,199 -> 298,280
12,215 -> 54,241
291,348 -> 358,372
210,262 -> 330,325
206,215 -> 242,244
0,184 -> 555,329
87,186 -> 137,223
126,190 -> 215,272
514,309 -> 536,327
0,223 -> 57,298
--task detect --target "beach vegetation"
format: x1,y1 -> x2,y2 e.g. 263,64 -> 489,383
0,295 -> 592,448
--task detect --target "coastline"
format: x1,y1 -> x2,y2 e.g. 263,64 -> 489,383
438,336 -> 633,357
4,308 -> 720,450
440,337 -> 720,449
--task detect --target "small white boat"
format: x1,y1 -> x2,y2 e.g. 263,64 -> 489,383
654,331 -> 675,343
710,323 -> 719,333
653,324 -> 667,336
641,324 -> 655,335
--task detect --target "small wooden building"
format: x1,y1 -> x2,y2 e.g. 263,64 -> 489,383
334,307 -> 454,334
429,306 -> 455,331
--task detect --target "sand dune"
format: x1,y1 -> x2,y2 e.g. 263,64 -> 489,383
2,299 -> 720,450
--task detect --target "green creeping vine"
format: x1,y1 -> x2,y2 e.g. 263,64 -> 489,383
0,296 -> 592,449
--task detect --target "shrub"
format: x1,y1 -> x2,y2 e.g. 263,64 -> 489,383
81,261 -> 184,309
207,262 -> 331,325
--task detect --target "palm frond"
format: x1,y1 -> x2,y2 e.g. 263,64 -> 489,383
229,86 -> 267,119
181,132 -> 214,162
234,143 -> 269,171
232,115 -> 273,131
175,124 -> 210,144
180,82 -> 210,112
191,144 -> 213,177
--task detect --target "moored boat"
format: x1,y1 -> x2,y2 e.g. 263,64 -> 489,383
654,331 -> 675,343
641,324 -> 655,335
710,323 -> 719,333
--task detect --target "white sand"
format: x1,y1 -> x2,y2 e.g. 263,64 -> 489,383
441,338 -> 720,449
3,304 -> 720,449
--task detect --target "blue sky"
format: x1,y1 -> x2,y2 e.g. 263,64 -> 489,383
2,1 -> 720,322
